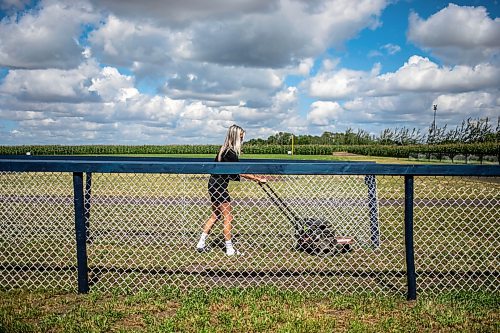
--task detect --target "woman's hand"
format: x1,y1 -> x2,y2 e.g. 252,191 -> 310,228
241,174 -> 267,183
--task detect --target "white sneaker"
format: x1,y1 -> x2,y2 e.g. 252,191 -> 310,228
196,241 -> 209,252
226,248 -> 243,256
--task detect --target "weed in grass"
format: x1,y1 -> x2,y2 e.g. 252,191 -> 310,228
157,318 -> 176,332
88,290 -> 103,304
347,319 -> 369,333
159,286 -> 182,300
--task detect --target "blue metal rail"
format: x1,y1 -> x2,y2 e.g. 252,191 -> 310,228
0,155 -> 498,176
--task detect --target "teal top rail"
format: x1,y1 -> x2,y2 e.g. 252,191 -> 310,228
0,155 -> 498,176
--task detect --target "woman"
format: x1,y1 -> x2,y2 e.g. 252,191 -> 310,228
196,124 -> 266,256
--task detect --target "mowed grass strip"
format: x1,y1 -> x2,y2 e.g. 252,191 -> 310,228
0,287 -> 498,333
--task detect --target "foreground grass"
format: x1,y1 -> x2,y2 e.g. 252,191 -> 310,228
1,287 -> 498,333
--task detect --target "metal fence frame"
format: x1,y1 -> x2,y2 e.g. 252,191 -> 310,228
1,155 -> 499,300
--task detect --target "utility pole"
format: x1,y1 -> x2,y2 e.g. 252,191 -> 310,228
430,104 -> 437,144
432,104 -> 437,133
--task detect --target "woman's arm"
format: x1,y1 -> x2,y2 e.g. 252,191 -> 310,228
241,174 -> 267,183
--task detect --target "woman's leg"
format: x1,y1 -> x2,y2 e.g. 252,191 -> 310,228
197,204 -> 220,250
220,202 -> 241,256
220,202 -> 233,241
203,204 -> 220,234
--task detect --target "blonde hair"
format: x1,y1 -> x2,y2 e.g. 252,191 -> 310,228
217,124 -> 245,161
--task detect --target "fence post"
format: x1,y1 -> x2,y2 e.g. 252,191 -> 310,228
84,172 -> 92,243
365,175 -> 380,248
73,172 -> 89,293
404,175 -> 417,300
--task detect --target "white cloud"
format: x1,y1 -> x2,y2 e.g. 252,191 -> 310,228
307,101 -> 343,126
0,0 -> 98,69
408,4 -> 500,65
433,92 -> 499,118
88,0 -> 278,28
0,0 -> 31,10
89,67 -> 138,102
186,0 -> 388,68
377,56 -> 500,94
161,62 -> 283,107
382,43 -> 401,55
87,0 -> 389,70
307,55 -> 500,99
304,54 -> 500,132
0,61 -> 100,102
1,1 -> 497,145
368,50 -> 383,58
307,67 -> 375,99
88,14 -> 180,76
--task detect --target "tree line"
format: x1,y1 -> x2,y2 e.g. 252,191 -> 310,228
246,117 -> 500,146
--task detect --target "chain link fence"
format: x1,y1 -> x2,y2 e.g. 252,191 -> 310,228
0,168 -> 499,297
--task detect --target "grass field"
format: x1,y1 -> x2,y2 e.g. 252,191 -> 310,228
96,153 -> 435,164
1,154 -> 499,332
1,286 -> 499,333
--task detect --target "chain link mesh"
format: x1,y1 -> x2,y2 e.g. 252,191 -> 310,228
0,172 -> 76,290
1,171 -> 498,296
414,176 -> 499,293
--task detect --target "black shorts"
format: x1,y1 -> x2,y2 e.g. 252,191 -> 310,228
208,175 -> 231,205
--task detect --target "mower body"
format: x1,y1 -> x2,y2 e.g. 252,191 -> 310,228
294,218 -> 342,256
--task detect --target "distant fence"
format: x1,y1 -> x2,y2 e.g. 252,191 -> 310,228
0,156 -> 499,300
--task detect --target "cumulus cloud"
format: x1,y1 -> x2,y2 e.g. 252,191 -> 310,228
0,0 -> 99,69
377,56 -> 500,94
88,14 -> 179,76
306,62 -> 380,99
0,1 -> 498,145
0,0 -> 31,11
307,55 -> 500,99
89,67 -> 139,102
433,91 -> 500,118
305,54 -> 500,131
408,4 -> 500,65
187,0 -> 388,68
307,101 -> 343,126
340,90 -> 500,133
0,60 -> 287,144
161,62 -> 282,108
0,61 -> 100,102
87,0 -> 388,70
89,0 -> 278,28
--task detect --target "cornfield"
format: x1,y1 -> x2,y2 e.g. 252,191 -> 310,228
0,143 -> 498,163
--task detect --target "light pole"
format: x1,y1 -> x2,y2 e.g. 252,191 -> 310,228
431,104 -> 437,144
433,104 -> 437,131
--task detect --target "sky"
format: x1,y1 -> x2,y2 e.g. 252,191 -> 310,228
0,0 -> 499,145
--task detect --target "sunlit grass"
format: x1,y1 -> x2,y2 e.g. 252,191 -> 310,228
0,287 -> 498,333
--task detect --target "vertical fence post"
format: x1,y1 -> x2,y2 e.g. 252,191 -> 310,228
365,175 -> 380,248
404,175 -> 417,300
84,172 -> 92,243
73,172 -> 89,293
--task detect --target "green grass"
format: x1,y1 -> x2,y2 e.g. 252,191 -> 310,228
93,152 -> 497,164
0,287 -> 498,333
95,153 -> 429,164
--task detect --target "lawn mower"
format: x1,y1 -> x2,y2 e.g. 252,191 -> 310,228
259,182 -> 354,256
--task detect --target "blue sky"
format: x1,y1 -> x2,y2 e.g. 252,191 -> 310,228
0,0 -> 499,144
